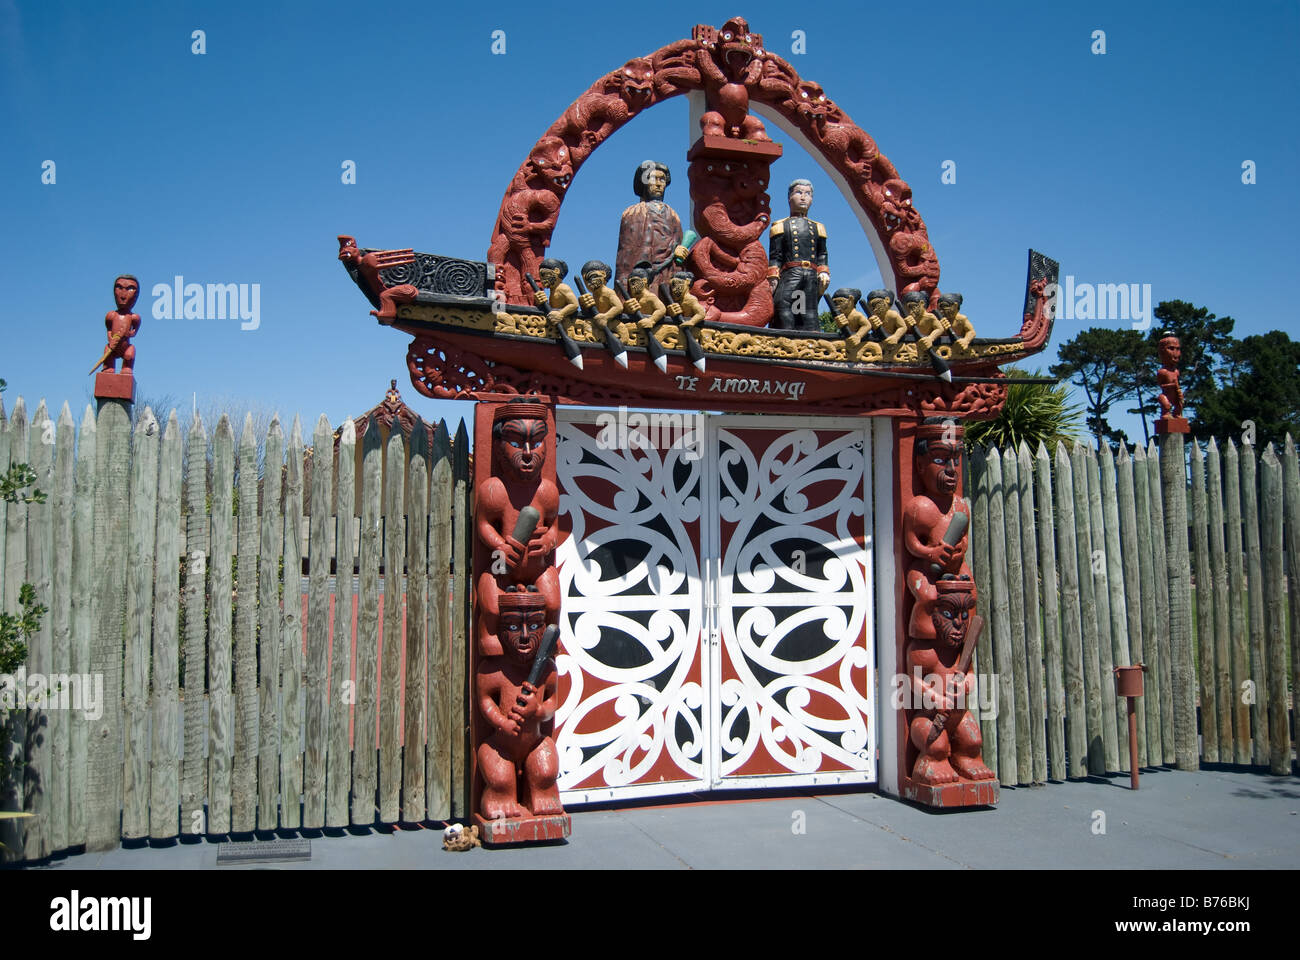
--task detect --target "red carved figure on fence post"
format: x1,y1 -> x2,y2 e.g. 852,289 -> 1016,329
902,419 -> 995,792
1154,332 -> 1189,435
475,586 -> 563,822
91,274 -> 142,403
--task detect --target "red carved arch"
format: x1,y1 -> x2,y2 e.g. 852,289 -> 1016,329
486,22 -> 940,306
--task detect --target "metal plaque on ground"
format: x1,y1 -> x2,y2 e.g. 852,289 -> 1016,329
216,838 -> 312,865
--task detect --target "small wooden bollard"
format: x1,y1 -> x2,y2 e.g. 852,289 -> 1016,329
1115,665 -> 1148,789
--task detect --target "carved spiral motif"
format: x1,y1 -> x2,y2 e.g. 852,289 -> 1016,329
421,255 -> 486,297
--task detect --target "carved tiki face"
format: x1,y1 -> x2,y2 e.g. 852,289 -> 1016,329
494,409 -> 548,483
628,275 -> 647,299
1159,336 -> 1181,367
113,276 -> 139,312
500,606 -> 548,665
919,437 -> 962,498
931,590 -> 975,649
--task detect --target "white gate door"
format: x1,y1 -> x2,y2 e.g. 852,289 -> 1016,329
554,410 -> 879,804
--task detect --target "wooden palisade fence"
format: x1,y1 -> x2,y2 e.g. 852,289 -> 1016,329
0,397 -> 471,862
3,395 -> 1297,862
968,435 -> 1298,785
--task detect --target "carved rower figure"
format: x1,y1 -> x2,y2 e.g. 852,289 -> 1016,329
579,259 -> 629,343
533,258 -> 580,336
665,270 -> 707,328
866,289 -> 908,357
898,290 -> 938,350
476,585 -> 563,820
919,292 -> 977,352
829,287 -> 881,360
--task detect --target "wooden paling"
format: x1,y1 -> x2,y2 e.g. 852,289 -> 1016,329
1099,443 -> 1131,772
280,417 -> 304,828
24,402 -> 54,859
1000,446 -> 1032,785
1085,446 -> 1120,773
1070,443 -> 1105,776
150,412 -> 182,839
1035,442 -> 1066,780
232,415 -> 261,831
1017,442 -> 1047,784
1188,441 -> 1218,762
208,415 -> 234,832
1259,445 -> 1290,775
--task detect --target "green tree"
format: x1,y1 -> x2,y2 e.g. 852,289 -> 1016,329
1049,328 -> 1153,449
1193,330 -> 1300,447
964,367 -> 1084,452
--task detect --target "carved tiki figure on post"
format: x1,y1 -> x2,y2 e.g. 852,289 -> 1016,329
1154,332 -> 1189,434
475,585 -> 563,821
91,274 -> 142,403
903,419 -> 994,786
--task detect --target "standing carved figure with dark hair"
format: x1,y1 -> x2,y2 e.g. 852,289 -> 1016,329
615,160 -> 683,290
101,275 -> 141,374
767,179 -> 828,331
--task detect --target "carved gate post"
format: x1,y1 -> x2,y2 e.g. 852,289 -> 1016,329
470,397 -> 571,843
886,416 -> 999,808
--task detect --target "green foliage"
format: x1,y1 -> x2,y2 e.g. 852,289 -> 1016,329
1,464 -> 46,506
0,377 -> 47,506
0,584 -> 46,676
1050,328 -> 1153,449
1193,330 -> 1300,447
964,367 -> 1083,453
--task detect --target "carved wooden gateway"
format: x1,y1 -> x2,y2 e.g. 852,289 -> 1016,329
340,16 -> 1057,841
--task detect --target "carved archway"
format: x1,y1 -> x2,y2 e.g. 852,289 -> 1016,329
486,20 -> 941,305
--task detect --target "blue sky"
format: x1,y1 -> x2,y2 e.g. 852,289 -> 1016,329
1,0 -> 1296,446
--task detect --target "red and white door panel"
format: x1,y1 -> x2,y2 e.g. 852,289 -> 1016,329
708,417 -> 876,788
554,410 -> 883,804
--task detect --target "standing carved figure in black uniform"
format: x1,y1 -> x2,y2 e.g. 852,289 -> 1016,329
767,179 -> 829,332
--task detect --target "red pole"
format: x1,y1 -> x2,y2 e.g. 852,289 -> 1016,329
1128,698 -> 1139,790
